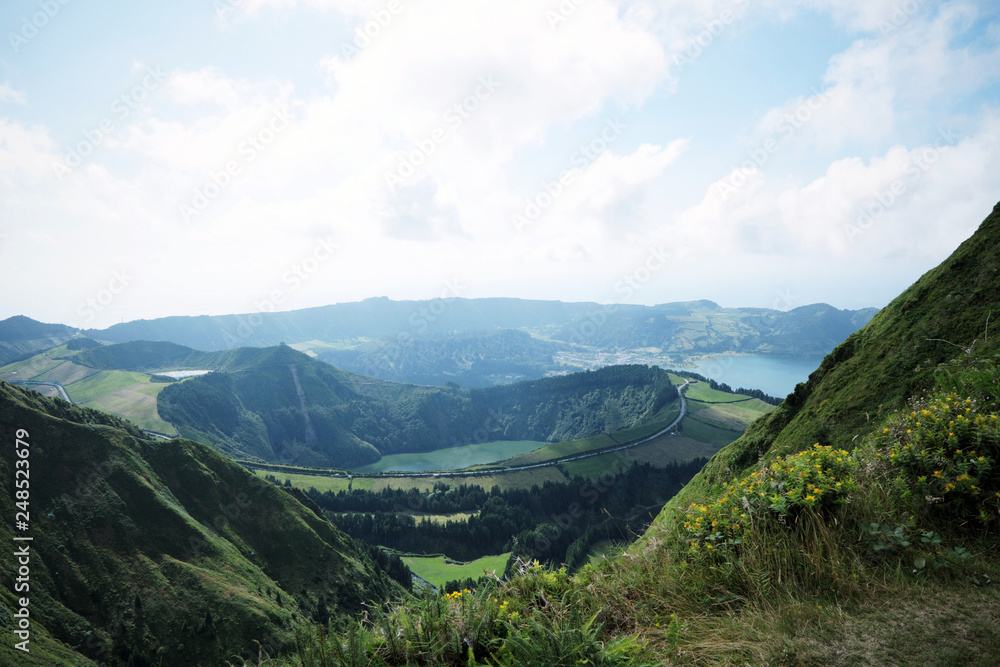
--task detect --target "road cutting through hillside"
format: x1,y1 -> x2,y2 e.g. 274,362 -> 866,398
240,381 -> 690,480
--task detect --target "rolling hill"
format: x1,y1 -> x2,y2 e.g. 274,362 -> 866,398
155,345 -> 679,468
0,381 -> 405,666
0,315 -> 80,366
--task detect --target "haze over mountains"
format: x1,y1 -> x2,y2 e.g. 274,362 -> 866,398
0,298 -> 877,392
81,298 -> 877,357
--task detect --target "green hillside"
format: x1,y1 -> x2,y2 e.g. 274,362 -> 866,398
0,316 -> 79,366
0,382 -> 405,666
273,202 -> 1000,666
662,201 -> 1000,512
157,351 -> 680,468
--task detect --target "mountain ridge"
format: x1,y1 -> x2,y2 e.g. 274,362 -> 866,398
0,381 -> 405,666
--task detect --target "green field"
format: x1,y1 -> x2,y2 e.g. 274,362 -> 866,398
352,440 -> 548,473
255,471 -> 360,493
691,399 -> 774,430
32,360 -> 97,385
683,380 -> 754,403
678,416 -> 742,447
83,383 -> 177,434
0,348 -> 65,381
403,553 -> 511,587
65,370 -> 152,403
560,434 -> 719,478
499,434 -> 615,467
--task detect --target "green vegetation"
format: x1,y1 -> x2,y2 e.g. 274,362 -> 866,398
158,354 -> 679,468
317,329 -> 569,388
402,553 -> 511,588
245,202 -> 1000,666
0,315 -> 78,365
352,440 -> 548,473
319,459 -> 707,567
560,436 -> 719,479
499,433 -> 616,466
82,381 -> 177,434
267,349 -> 1000,666
683,379 -> 752,403
678,415 -> 743,447
0,381 -> 406,667
63,369 -> 152,402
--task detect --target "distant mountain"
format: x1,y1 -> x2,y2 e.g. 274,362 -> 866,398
551,301 -> 878,355
149,343 -> 678,467
84,298 -> 877,357
0,315 -> 79,365
0,381 -> 404,666
318,328 -> 570,387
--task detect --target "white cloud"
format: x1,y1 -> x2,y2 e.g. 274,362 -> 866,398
676,113 -> 1000,267
751,3 -> 1000,153
0,83 -> 27,106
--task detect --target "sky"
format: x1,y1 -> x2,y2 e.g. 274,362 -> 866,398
0,0 -> 998,329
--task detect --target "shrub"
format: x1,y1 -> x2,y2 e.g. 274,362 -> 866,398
682,444 -> 857,552
873,392 -> 1000,526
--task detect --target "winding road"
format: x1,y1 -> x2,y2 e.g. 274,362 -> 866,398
241,381 -> 691,480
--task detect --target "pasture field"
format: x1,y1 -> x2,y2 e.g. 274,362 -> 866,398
84,383 -> 177,434
402,553 -> 511,587
65,370 -> 152,403
683,380 -> 754,403
38,360 -> 99,385
498,434 -> 615,467
0,353 -> 63,381
560,435 -> 718,479
678,416 -> 742,447
254,471 -> 359,493
352,440 -> 547,473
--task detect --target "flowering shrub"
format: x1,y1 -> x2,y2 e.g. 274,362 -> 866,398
875,392 -> 1000,522
683,444 -> 857,551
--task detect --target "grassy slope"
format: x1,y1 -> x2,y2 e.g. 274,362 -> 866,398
274,202 -> 1000,667
402,553 -> 511,588
657,201 -> 1000,519
0,382 -> 401,666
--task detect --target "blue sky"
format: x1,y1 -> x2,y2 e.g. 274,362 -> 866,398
1,0 -> 998,329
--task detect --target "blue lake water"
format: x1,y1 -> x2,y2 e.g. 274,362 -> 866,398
682,354 -> 826,398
